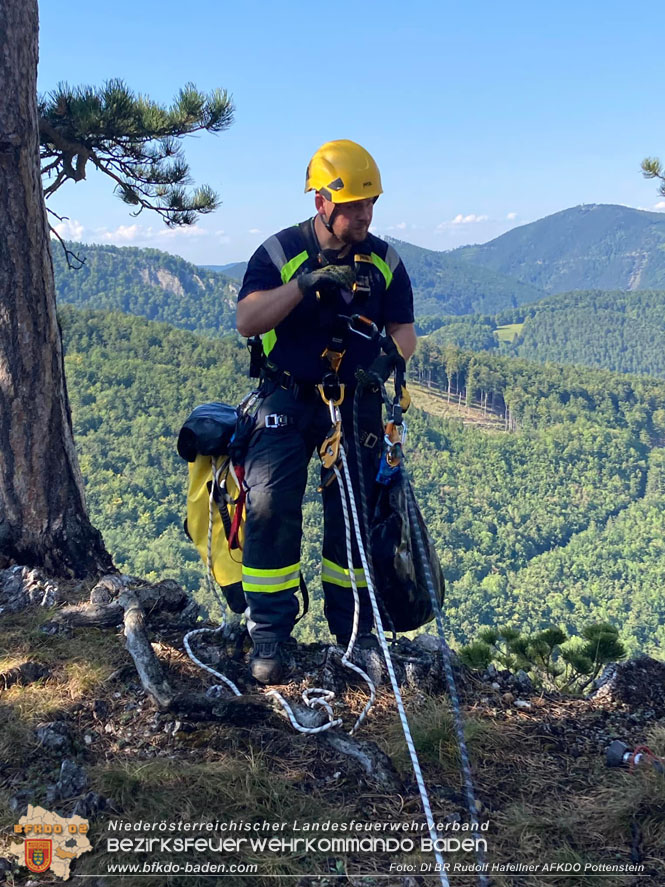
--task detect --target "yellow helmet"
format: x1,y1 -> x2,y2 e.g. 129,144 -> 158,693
305,139 -> 383,203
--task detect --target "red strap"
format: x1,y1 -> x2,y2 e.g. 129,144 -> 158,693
228,465 -> 246,551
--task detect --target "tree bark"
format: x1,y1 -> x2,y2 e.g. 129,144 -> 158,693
0,0 -> 113,577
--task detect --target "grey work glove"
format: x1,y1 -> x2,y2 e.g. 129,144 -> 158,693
297,264 -> 356,302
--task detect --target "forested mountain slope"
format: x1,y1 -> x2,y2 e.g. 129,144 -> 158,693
200,204 -> 665,312
377,238 -> 545,314
60,306 -> 665,654
203,236 -> 546,314
422,289 -> 665,378
53,241 -> 238,335
55,236 -> 544,326
454,204 -> 665,293
211,239 -> 547,315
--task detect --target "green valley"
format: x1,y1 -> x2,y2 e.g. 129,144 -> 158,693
61,307 -> 665,656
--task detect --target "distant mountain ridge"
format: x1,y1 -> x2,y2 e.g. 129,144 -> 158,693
453,204 -> 665,293
209,204 -> 665,313
200,239 -> 547,315
202,261 -> 248,279
54,242 -> 238,335
382,236 -> 545,314
56,204 -> 665,341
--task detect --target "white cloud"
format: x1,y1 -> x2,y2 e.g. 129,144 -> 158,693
506,212 -> 518,220
157,225 -> 207,240
248,228 -> 262,234
654,201 -> 665,210
105,224 -> 140,242
436,213 -> 489,231
50,218 -> 85,241
452,213 -> 488,225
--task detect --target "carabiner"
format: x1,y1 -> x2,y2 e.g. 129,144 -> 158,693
346,314 -> 379,341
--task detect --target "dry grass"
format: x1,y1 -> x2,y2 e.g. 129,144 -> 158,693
0,607 -> 663,887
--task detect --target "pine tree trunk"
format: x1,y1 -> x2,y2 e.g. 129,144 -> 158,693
0,0 -> 114,578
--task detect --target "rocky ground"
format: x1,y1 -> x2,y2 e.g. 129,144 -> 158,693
1,567 -> 664,887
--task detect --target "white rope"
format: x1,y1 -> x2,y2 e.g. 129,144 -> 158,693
332,462 -> 377,735
264,457 -> 379,735
339,445 -> 449,887
265,687 -> 344,733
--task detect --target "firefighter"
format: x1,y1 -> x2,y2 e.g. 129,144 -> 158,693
236,139 -> 416,683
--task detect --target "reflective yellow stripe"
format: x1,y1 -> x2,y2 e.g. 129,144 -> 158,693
259,250 -> 308,357
243,562 -> 300,577
321,557 -> 368,588
371,252 -> 392,289
242,562 -> 301,594
281,250 -> 308,284
243,579 -> 299,593
262,329 -> 277,356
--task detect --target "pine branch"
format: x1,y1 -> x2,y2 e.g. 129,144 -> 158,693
38,79 -> 233,226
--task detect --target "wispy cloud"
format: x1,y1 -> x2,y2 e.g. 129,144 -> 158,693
506,212 -> 518,220
452,213 -> 488,225
248,228 -> 262,234
157,225 -> 208,240
436,213 -> 489,231
50,218 -> 85,241
654,201 -> 665,210
51,217 -> 235,254
76,223 -> 218,246
98,224 -> 140,242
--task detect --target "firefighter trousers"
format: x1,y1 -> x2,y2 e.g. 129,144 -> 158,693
241,378 -> 383,643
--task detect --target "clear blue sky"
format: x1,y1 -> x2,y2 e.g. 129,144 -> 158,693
39,0 -> 665,265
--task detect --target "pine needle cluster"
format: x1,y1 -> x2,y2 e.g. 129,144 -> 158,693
39,79 -> 233,226
460,621 -> 626,693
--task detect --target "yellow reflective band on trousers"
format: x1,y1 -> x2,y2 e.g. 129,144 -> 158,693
321,557 -> 368,588
370,252 -> 393,290
242,562 -> 301,593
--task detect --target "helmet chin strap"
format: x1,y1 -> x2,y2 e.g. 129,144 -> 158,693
321,204 -> 338,234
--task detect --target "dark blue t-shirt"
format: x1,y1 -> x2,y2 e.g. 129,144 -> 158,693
238,218 -> 414,382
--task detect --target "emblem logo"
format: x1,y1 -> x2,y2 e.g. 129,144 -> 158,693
26,838 -> 53,873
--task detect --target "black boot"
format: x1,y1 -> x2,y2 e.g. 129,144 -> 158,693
249,640 -> 286,684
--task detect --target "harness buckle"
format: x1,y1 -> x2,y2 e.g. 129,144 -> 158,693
265,413 -> 291,428
320,347 -> 345,375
